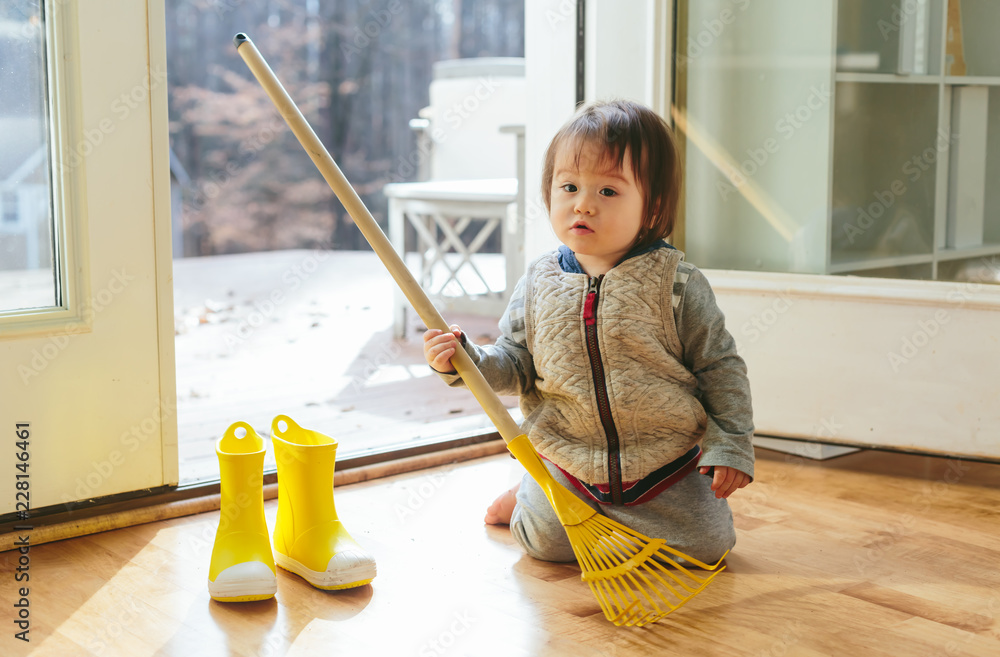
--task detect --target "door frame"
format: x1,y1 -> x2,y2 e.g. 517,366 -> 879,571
0,0 -> 178,519
149,0 -> 179,486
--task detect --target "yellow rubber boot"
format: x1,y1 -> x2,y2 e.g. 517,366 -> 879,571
208,422 -> 277,602
271,415 -> 376,590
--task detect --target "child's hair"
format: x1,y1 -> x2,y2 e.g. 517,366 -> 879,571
541,99 -> 682,252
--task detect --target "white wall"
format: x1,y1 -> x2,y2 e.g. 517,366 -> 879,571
524,0 -> 670,263
708,268 -> 1000,460
586,0 -> 671,113
524,0 -> 579,262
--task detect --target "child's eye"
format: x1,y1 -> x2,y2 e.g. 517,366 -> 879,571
599,188 -> 617,197
561,183 -> 577,193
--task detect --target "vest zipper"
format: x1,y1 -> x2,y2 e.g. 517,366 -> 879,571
582,275 -> 623,505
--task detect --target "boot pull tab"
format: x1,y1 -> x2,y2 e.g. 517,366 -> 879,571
220,421 -> 263,453
271,414 -> 301,439
271,414 -> 336,448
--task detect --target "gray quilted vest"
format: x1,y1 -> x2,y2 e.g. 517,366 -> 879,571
520,247 -> 708,485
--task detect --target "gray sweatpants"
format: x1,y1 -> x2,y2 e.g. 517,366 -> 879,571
510,459 -> 736,564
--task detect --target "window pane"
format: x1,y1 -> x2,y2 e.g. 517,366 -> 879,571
0,2 -> 58,312
951,0 -> 1000,77
837,0 -> 942,76
843,261 -> 934,281
166,0 -> 525,483
831,82 -> 937,267
679,0 -> 836,275
676,1 -> 1000,285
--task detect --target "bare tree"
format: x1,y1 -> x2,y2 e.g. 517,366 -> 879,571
166,0 -> 523,255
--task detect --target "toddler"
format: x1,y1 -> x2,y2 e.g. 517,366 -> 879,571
423,100 -> 754,564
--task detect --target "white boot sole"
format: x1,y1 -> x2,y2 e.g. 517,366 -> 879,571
208,561 -> 277,601
274,550 -> 376,590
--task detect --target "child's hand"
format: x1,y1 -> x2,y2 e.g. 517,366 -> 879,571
699,465 -> 750,499
423,325 -> 464,374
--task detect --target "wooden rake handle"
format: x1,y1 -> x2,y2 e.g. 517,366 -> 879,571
233,33 -> 523,445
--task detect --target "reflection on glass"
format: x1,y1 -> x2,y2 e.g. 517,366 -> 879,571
845,262 -> 934,281
680,0 -> 836,275
949,0 -> 1000,77
938,256 -> 1000,285
165,1 -> 527,483
984,87 -> 1000,246
678,0 -> 1000,283
837,0 -> 944,76
0,4 -> 57,313
831,83 -> 937,266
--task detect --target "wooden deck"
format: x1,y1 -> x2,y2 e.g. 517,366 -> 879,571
173,250 -> 515,482
1,447 -> 998,656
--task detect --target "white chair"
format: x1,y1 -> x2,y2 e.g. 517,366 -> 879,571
386,58 -> 526,337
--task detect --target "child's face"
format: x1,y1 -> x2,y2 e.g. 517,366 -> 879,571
549,140 -> 645,276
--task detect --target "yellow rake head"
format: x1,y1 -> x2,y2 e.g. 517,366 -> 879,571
503,434 -> 728,626
566,514 -> 727,627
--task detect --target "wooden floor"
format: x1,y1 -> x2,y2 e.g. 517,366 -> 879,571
2,446 -> 999,656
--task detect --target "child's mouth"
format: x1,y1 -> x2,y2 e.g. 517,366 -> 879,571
570,222 -> 594,235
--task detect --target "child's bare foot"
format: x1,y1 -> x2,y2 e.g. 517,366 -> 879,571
484,484 -> 520,525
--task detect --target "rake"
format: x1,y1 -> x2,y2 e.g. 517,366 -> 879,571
233,33 -> 727,626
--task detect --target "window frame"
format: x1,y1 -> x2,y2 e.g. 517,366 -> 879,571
0,0 -> 91,338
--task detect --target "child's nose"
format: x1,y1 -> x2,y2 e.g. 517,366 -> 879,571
574,194 -> 596,215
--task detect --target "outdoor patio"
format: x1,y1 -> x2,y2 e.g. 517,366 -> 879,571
172,249 -> 517,482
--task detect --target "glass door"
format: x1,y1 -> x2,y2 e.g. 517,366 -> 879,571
673,0 -> 1000,460
0,3 -> 58,314
0,0 -> 177,516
